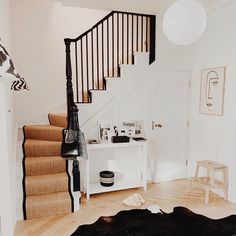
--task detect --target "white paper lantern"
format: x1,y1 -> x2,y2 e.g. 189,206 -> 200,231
163,0 -> 207,45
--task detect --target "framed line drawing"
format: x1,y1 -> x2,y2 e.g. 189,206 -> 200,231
199,66 -> 226,116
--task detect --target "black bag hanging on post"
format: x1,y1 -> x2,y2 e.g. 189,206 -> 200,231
61,105 -> 80,160
61,129 -> 79,160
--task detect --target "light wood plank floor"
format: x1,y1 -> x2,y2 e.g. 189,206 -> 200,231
15,179 -> 236,236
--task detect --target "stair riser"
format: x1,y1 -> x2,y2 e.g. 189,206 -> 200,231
25,157 -> 66,176
24,142 -> 61,157
26,194 -> 71,220
49,114 -> 67,128
25,174 -> 68,196
24,128 -> 63,142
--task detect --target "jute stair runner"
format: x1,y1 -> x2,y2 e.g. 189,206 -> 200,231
22,113 -> 72,219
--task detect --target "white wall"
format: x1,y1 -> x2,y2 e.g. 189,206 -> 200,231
11,0 -> 108,123
188,3 -> 236,202
0,0 -> 11,48
0,81 -> 16,236
0,0 -> 17,235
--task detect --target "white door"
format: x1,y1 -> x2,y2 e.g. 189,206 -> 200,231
153,70 -> 189,182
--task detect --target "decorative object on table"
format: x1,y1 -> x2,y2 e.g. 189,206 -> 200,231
163,0 -> 207,45
88,139 -> 100,144
98,120 -> 144,142
199,66 -> 226,116
132,137 -> 146,141
71,207 -> 236,236
147,205 -> 161,214
122,193 -> 145,207
99,171 -> 115,187
0,38 -> 29,90
111,135 -> 130,143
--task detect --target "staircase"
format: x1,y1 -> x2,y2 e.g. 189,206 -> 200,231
22,113 -> 72,220
65,11 -> 156,104
20,10 -> 156,220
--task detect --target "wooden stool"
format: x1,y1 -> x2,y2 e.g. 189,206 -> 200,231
188,160 -> 228,204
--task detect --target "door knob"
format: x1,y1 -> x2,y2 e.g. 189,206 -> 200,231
152,121 -> 163,130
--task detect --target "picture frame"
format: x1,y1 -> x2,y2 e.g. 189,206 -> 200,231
199,66 -> 226,116
98,120 -> 144,142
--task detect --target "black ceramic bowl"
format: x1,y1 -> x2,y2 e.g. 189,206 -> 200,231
99,171 -> 115,187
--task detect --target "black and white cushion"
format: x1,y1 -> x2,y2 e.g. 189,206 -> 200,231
0,38 -> 29,90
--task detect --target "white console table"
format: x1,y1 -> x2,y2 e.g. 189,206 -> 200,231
84,140 -> 148,200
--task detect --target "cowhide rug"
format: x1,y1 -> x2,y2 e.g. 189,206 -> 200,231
71,207 -> 236,236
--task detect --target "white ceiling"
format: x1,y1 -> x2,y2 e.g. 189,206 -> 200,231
61,0 -> 233,14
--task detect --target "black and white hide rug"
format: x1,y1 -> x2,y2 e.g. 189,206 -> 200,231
71,207 -> 236,236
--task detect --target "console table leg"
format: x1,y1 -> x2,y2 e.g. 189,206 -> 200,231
142,143 -> 147,191
86,157 -> 90,200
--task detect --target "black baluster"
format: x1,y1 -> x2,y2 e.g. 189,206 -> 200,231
122,13 -> 124,64
80,39 -> 84,102
127,14 -> 129,64
132,15 -> 134,64
107,19 -> 109,77
75,42 -> 79,103
91,30 -> 94,89
112,14 -> 114,77
136,15 -> 138,52
86,34 -> 89,102
141,16 -> 143,52
146,17 -> 148,52
117,13 -> 119,76
102,22 -> 105,89
96,26 -> 99,89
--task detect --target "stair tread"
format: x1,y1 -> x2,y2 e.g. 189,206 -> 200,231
26,172 -> 67,179
26,191 -> 71,219
48,113 -> 67,128
49,113 -> 66,117
27,191 -> 71,202
25,155 -> 64,159
105,77 -> 121,80
25,124 -> 63,130
25,173 -> 68,196
25,139 -> 61,145
133,51 -> 150,55
25,156 -> 66,176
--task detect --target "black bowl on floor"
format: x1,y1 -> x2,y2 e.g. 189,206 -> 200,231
100,171 -> 115,187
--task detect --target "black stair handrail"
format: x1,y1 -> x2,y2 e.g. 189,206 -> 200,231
71,11 -> 155,42
64,10 -> 156,104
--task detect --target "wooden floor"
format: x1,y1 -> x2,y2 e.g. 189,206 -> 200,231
15,179 -> 236,236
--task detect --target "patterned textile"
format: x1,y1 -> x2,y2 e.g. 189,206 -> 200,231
0,38 -> 29,90
72,207 -> 236,236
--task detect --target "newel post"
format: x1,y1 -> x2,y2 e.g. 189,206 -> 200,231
64,39 -> 80,192
65,38 -> 79,131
